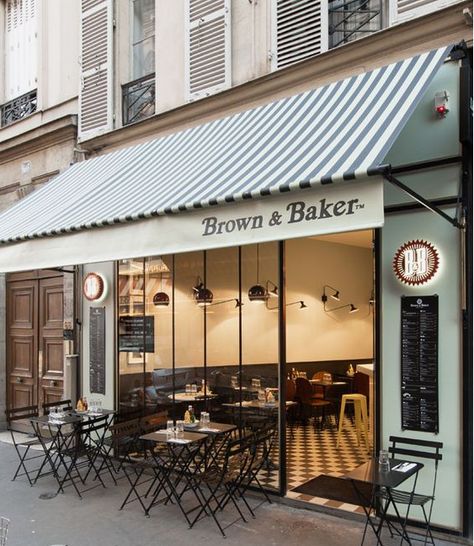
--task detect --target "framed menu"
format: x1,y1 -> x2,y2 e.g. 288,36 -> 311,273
89,307 -> 106,395
118,315 -> 155,353
400,295 -> 439,433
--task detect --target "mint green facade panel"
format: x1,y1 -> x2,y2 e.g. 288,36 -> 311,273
381,207 -> 462,530
385,61 -> 461,167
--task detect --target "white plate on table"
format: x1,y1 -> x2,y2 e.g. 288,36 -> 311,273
184,421 -> 200,428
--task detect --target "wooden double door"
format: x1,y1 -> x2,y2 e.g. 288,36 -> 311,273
7,270 -> 65,410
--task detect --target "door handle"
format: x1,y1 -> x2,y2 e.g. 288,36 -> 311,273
16,377 -> 23,383
50,380 -> 57,387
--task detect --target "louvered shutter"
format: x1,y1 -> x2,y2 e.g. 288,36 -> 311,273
184,0 -> 231,101
4,0 -> 38,101
271,0 -> 328,70
389,0 -> 461,24
79,0 -> 113,141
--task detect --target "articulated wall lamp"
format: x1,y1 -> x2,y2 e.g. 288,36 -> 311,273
209,298 -> 243,308
266,299 -> 308,311
193,277 -> 213,306
324,302 -> 359,314
322,285 -> 340,302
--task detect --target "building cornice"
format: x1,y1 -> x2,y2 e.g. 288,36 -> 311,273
81,1 -> 472,155
0,115 -> 78,165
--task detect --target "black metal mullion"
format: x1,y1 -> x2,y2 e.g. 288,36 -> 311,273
278,241 -> 287,496
203,250 -> 208,410
238,246 -> 243,432
172,254 -> 176,422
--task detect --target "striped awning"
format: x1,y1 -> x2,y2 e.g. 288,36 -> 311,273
0,45 -> 451,269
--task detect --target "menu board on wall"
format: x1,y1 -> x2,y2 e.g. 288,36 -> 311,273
400,295 -> 439,433
118,315 -> 155,353
89,307 -> 106,395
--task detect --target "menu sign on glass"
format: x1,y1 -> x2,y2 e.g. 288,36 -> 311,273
118,315 -> 155,353
89,307 -> 106,395
401,295 -> 439,433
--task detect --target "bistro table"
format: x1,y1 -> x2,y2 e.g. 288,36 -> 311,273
30,410 -> 116,496
309,379 -> 348,397
344,458 -> 424,545
139,430 -> 208,523
168,392 -> 219,402
30,414 -> 83,493
184,421 -> 237,469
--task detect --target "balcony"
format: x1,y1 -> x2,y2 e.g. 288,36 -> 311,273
122,74 -> 156,126
329,0 -> 383,49
1,90 -> 38,128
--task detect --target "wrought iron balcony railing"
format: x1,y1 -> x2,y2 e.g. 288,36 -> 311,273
1,89 -> 38,128
122,74 -> 156,126
329,0 -> 383,50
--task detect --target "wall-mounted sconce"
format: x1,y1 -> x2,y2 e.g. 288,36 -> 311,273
324,302 -> 359,314
152,256 -> 170,306
266,299 -> 308,311
209,298 -> 243,308
193,277 -> 213,306
322,284 -> 340,302
287,300 -> 308,310
322,285 -> 358,314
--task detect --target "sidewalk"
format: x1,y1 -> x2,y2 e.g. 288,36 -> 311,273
0,442 -> 463,546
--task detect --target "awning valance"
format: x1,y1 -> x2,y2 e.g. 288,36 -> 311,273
0,46 -> 451,271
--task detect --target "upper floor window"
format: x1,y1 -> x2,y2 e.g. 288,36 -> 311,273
1,0 -> 38,126
131,0 -> 155,80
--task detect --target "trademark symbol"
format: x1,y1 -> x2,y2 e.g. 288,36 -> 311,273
356,203 -> 365,210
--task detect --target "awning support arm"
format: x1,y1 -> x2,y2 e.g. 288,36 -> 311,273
382,169 -> 463,229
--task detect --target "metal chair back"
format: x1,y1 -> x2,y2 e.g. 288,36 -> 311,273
42,399 -> 72,415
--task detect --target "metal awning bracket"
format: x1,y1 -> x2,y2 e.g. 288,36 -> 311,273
382,169 -> 463,230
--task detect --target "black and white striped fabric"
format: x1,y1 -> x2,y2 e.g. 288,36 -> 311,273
0,46 -> 450,244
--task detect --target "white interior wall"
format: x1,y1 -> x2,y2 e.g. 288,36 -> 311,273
118,237 -> 373,375
286,238 -> 374,362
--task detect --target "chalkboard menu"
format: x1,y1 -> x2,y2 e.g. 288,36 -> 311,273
401,295 -> 439,433
89,307 -> 106,395
118,315 -> 155,353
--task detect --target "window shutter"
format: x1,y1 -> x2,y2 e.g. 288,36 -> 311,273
184,0 -> 231,101
79,0 -> 113,141
389,0 -> 461,25
271,0 -> 328,71
4,0 -> 38,101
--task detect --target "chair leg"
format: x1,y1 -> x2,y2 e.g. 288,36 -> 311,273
336,398 -> 346,448
359,397 -> 370,451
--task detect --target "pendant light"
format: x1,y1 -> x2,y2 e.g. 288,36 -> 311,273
152,257 -> 170,307
248,244 -> 268,303
193,277 -> 213,306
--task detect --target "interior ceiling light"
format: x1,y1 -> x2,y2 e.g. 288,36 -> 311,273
193,278 -> 213,306
248,244 -> 269,303
152,256 -> 170,306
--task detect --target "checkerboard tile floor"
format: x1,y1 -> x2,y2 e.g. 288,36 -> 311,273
257,417 -> 372,513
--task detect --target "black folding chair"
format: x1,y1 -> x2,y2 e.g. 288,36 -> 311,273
378,436 -> 443,545
5,405 -> 50,485
42,399 -> 73,415
99,418 -> 141,481
189,436 -> 254,537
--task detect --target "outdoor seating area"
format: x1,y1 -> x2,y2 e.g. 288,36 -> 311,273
4,400 -> 277,538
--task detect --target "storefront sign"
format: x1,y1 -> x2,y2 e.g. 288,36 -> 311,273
83,272 -> 108,302
400,295 -> 438,433
89,307 -> 106,395
393,240 -> 440,286
0,178 -> 384,271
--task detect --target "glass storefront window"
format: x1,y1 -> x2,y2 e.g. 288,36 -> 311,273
117,244 -> 281,492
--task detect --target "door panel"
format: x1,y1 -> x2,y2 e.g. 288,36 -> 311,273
6,273 -> 65,411
7,281 -> 37,408
39,277 -> 64,408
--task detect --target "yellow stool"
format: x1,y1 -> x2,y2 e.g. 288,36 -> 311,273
336,394 -> 369,451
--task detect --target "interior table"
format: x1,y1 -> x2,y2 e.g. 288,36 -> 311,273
344,458 -> 424,545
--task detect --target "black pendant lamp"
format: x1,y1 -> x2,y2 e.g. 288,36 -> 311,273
153,257 -> 170,306
193,278 -> 213,306
248,244 -> 268,303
